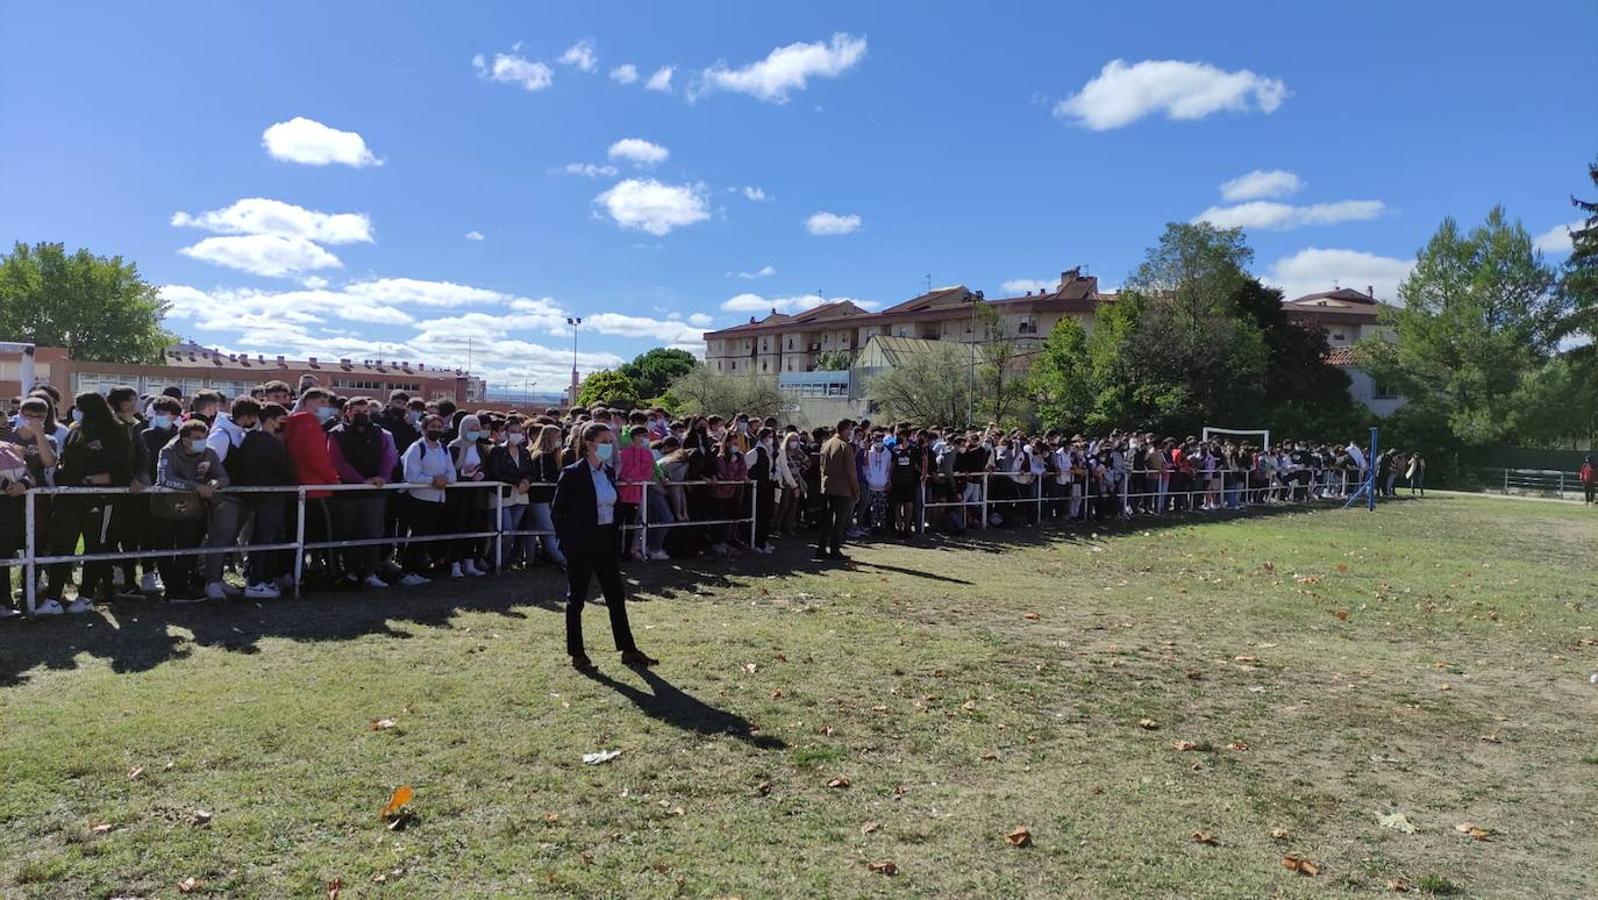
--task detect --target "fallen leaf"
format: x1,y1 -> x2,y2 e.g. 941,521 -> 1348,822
1005,825 -> 1033,847
1190,831 -> 1218,845
743,663 -> 758,674
1233,655 -> 1258,663
1389,877 -> 1410,892
178,877 -> 203,893
1226,742 -> 1249,752
770,689 -> 785,700
961,700 -> 977,711
1137,718 -> 1160,730
381,785 -> 414,819
188,809 -> 212,827
327,877 -> 343,899
1479,734 -> 1501,744
1172,740 -> 1199,752
582,749 -> 623,765
755,782 -> 772,796
369,718 -> 398,731
827,776 -> 851,789
1185,670 -> 1205,681
543,812 -> 560,824
89,822 -> 115,835
861,821 -> 881,834
1379,811 -> 1418,834
128,766 -> 145,781
1023,612 -> 1041,621
815,724 -> 834,736
1270,827 -> 1290,840
867,860 -> 898,876
1281,855 -> 1319,876
980,750 -> 999,760
669,806 -> 685,816
1336,562 -> 1350,574
1334,609 -> 1350,621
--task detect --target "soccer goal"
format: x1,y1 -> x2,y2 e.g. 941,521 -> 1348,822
1201,425 -> 1270,449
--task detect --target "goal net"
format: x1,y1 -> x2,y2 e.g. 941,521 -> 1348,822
1201,425 -> 1270,450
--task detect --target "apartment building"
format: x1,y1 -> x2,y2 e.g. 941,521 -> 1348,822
704,267 -> 1105,375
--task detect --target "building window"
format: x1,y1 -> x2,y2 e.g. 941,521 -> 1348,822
1373,382 -> 1400,400
716,360 -> 722,371
787,338 -> 793,350
822,334 -> 830,345
1331,332 -> 1346,343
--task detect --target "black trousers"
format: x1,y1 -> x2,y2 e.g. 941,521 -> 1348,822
817,494 -> 852,555
564,523 -> 638,657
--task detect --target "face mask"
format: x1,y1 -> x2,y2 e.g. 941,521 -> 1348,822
463,430 -> 482,442
736,422 -> 748,434
188,438 -> 207,453
595,442 -> 614,463
405,410 -> 421,424
425,431 -> 444,443
71,409 -> 84,423
152,414 -> 174,429
313,406 -> 335,422
507,432 -> 525,445
352,412 -> 371,427
787,439 -> 799,450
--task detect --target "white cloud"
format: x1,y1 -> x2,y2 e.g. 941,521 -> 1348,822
585,312 -> 705,348
178,235 -> 343,278
645,66 -> 674,92
610,63 -> 638,84
1054,59 -> 1288,130
171,198 -> 374,244
301,275 -> 330,289
474,51 -> 554,91
731,264 -> 776,279
721,292 -> 878,313
464,230 -> 485,241
686,312 -> 714,327
261,117 -> 381,167
1264,247 -> 1414,303
805,211 -> 862,236
740,186 -> 768,201
559,162 -> 619,178
1194,200 -> 1385,231
1533,220 -> 1582,254
697,33 -> 866,103
343,277 -> 508,308
558,39 -> 598,72
607,137 -> 670,168
594,179 -> 710,236
1219,169 -> 1303,202
1001,278 -> 1053,295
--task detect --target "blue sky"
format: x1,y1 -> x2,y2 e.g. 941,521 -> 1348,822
3,1 -> 1594,391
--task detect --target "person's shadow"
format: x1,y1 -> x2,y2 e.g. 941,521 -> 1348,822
582,666 -> 786,750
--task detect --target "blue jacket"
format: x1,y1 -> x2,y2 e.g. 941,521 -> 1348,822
550,458 -> 617,548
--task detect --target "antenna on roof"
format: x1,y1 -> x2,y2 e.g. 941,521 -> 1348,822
925,274 -> 932,293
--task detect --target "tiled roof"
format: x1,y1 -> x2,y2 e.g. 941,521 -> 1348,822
1323,346 -> 1358,367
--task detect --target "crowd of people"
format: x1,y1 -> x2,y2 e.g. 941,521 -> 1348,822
1,376 -> 1415,618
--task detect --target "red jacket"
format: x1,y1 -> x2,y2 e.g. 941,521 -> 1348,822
282,411 -> 339,499
1581,463 -> 1595,485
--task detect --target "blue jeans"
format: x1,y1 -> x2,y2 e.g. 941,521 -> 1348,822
525,501 -> 564,566
644,488 -> 674,554
498,503 -> 531,566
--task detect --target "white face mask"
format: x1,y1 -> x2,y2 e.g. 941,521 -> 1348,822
507,433 -> 525,445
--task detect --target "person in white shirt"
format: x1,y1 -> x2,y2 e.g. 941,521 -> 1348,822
399,415 -> 456,579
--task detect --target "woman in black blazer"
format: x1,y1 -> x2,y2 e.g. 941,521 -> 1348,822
550,421 -> 657,673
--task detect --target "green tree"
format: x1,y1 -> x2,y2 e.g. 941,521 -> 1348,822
973,304 -> 1031,426
1029,316 -> 1095,431
616,347 -> 697,401
1360,207 -> 1560,445
867,342 -> 972,426
667,365 -> 785,419
577,369 -> 641,409
1555,156 -> 1598,346
1229,278 -> 1359,437
0,242 -> 172,363
815,349 -> 852,371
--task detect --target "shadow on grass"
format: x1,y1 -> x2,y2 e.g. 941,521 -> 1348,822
0,496 -> 1410,685
580,667 -> 787,750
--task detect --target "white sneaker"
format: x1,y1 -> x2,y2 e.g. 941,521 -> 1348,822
647,550 -> 671,561
112,569 -> 126,588
65,598 -> 92,615
244,583 -> 281,600
449,562 -> 464,579
463,560 -> 486,577
363,574 -> 390,589
140,572 -> 165,593
400,573 -> 430,587
0,606 -> 20,619
204,582 -> 228,601
33,599 -> 64,616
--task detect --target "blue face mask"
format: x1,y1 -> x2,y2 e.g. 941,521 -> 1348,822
464,430 -> 483,442
71,409 -> 84,423
152,414 -> 174,429
188,438 -> 208,453
595,442 -> 614,463
313,406 -> 335,422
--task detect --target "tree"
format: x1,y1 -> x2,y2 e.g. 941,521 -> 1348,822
0,242 -> 172,363
1229,278 -> 1359,437
972,304 -> 1031,426
616,347 -> 697,402
867,342 -> 973,426
577,369 -> 641,409
815,349 -> 852,371
666,365 -> 785,419
1555,156 -> 1598,346
1028,316 -> 1095,431
1361,207 -> 1561,445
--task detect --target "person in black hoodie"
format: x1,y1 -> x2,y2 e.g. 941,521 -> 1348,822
49,392 -> 136,611
105,386 -> 150,598
374,390 -> 422,576
234,401 -> 296,598
486,415 -> 539,568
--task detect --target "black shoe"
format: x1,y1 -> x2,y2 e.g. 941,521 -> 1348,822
826,550 -> 849,561
571,654 -> 596,673
811,549 -> 829,560
621,650 -> 659,668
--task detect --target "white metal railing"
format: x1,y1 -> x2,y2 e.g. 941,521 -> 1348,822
4,477 -> 757,617
1475,467 -> 1589,501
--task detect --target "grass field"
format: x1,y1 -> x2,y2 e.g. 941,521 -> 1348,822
2,495 -> 1596,898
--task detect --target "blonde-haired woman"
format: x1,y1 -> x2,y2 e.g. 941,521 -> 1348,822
446,414 -> 491,577
527,424 -> 567,569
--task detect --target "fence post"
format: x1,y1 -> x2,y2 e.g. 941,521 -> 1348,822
980,472 -> 990,530
293,486 -> 306,599
1035,476 -> 1043,528
638,479 -> 650,558
1502,468 -> 1508,494
748,478 -> 758,549
23,490 -> 36,616
494,484 -> 504,573
1558,471 -> 1565,499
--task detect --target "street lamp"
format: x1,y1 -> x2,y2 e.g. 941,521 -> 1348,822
566,316 -> 582,405
962,290 -> 984,427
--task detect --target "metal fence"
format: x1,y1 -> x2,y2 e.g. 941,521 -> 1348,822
3,478 -> 757,617
1474,467 -> 1591,501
